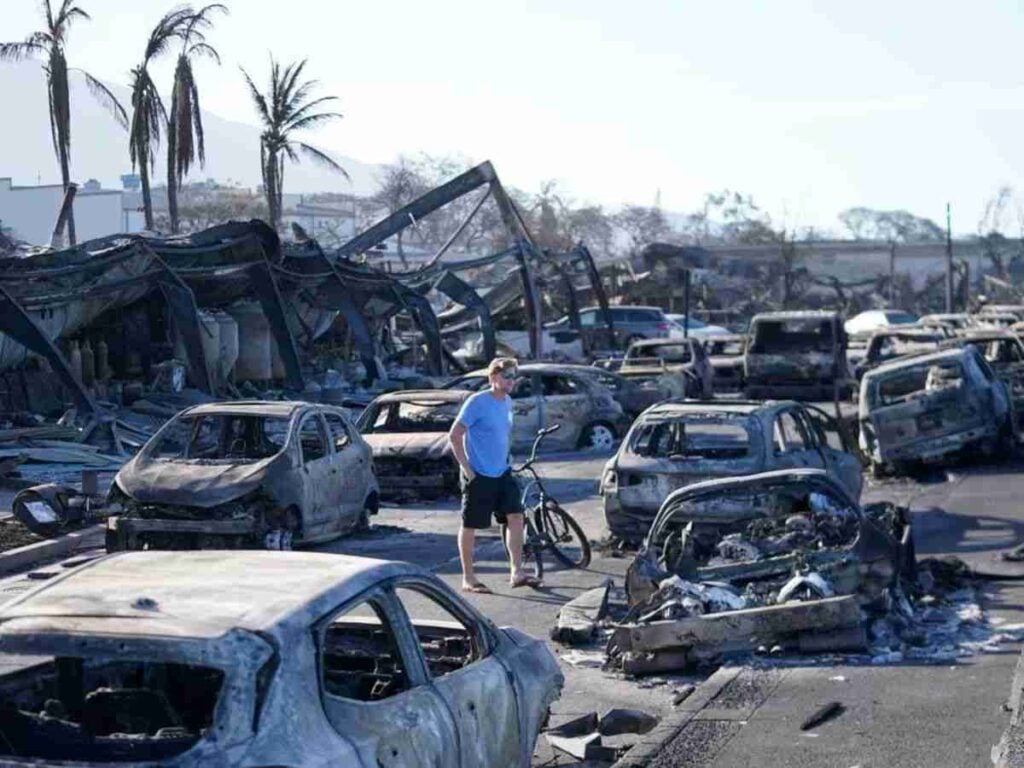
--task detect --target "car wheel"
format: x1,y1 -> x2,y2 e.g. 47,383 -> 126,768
356,493 -> 378,532
578,422 -> 616,452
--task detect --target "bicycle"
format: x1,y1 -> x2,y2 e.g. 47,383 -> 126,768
501,425 -> 592,580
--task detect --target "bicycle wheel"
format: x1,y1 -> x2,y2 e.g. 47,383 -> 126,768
534,500 -> 591,569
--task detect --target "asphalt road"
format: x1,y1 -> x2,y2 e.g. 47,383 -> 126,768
0,447 -> 1021,766
325,450 -> 1024,767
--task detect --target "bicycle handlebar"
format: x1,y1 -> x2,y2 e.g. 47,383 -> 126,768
512,424 -> 561,473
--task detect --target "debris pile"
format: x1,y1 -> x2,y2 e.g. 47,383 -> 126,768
544,708 -> 659,764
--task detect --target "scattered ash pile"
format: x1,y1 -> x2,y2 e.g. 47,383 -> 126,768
554,470 -> 1023,676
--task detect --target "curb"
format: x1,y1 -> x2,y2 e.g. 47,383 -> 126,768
611,666 -> 743,767
993,647 -> 1024,768
0,525 -> 105,576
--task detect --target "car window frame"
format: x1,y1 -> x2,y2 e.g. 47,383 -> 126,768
323,410 -> 353,452
298,412 -> 330,464
312,585 -> 429,712
387,576 -> 495,672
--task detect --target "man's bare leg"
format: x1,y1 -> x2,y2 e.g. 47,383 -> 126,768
459,526 -> 482,589
504,512 -> 528,582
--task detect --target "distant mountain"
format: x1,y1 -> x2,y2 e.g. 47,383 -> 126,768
0,61 -> 381,194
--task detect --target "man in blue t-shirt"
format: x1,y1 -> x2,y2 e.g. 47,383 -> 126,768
449,357 -> 539,593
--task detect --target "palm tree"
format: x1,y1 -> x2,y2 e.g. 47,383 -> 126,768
129,7 -> 192,231
166,4 -> 226,234
241,57 -> 348,232
0,0 -> 126,246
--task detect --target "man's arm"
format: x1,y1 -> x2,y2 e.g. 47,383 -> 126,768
449,422 -> 475,482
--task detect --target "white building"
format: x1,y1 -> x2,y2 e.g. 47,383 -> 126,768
0,176 -> 141,247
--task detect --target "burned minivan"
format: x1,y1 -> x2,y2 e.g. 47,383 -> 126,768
107,401 -> 379,551
859,347 -> 1011,471
357,389 -> 471,499
601,401 -> 863,543
744,311 -> 851,400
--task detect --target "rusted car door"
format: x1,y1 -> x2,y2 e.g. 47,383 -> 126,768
770,408 -> 826,472
801,405 -> 864,500
297,413 -> 335,535
324,410 -> 369,528
510,373 -> 541,450
392,581 -> 522,768
538,374 -> 591,450
315,588 -> 461,767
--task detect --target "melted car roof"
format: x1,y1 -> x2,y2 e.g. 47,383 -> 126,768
0,551 -> 416,640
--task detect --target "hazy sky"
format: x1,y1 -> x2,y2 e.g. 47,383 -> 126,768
4,0 -> 1024,233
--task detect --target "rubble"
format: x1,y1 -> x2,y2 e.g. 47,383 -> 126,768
551,579 -> 613,645
800,701 -> 844,731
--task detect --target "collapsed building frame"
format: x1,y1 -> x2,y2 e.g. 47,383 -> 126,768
0,161 -> 615,415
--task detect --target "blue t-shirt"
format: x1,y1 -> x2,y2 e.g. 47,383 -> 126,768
455,390 -> 513,477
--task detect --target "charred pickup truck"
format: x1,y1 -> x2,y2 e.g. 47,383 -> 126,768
0,551 -> 562,767
357,389 -> 470,499
600,400 -> 863,544
858,347 -> 1011,472
611,470 -> 913,672
744,311 -> 852,400
106,401 -> 379,551
615,337 -> 714,401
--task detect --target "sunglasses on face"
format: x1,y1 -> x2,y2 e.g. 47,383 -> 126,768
499,371 -> 518,381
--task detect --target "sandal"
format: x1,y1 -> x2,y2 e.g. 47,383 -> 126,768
510,574 -> 542,588
461,582 -> 493,594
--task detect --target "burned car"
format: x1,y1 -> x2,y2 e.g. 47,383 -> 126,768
706,334 -> 747,392
852,328 -> 946,381
0,551 -> 563,767
562,364 -> 662,418
357,389 -> 470,499
107,401 -> 379,551
859,346 -> 1011,471
612,470 -> 912,671
948,328 -> 1024,432
617,337 -> 714,400
445,363 -> 630,451
600,400 -> 863,543
744,310 -> 852,400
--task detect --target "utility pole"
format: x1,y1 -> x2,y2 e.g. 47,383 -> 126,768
945,203 -> 954,312
888,240 -> 897,305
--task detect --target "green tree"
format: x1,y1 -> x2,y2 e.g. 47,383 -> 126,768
241,57 -> 347,232
0,0 -> 127,245
129,7 -> 193,230
167,4 -> 227,234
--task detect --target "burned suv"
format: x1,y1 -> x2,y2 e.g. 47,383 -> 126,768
859,347 -> 1011,471
744,311 -> 851,400
601,400 -> 863,543
106,401 -> 379,551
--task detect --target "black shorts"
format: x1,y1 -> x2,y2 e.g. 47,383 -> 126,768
461,470 -> 523,529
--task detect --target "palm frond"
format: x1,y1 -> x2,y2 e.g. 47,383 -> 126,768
296,142 -> 349,180
186,41 -> 220,63
76,69 -> 128,129
284,110 -> 342,134
280,95 -> 338,130
0,39 -> 46,62
240,66 -> 271,127
189,72 -> 205,166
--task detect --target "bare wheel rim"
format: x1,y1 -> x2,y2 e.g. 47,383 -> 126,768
585,423 -> 616,451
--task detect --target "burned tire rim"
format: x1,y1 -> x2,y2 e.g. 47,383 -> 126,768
581,423 -> 616,451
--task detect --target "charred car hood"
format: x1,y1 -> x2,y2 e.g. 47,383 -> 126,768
364,432 -> 451,460
116,453 -> 288,508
